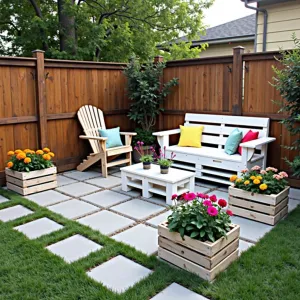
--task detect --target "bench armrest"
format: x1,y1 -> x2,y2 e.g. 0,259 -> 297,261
153,129 -> 180,137
240,137 -> 275,149
79,135 -> 108,141
120,132 -> 137,136
153,129 -> 180,148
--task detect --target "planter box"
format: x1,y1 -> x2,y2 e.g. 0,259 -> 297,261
228,186 -> 289,226
5,167 -> 57,196
158,222 -> 240,281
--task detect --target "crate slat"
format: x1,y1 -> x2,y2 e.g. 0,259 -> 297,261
6,174 -> 57,188
5,166 -> 57,180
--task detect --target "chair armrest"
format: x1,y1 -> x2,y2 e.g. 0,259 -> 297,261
79,135 -> 108,141
240,137 -> 276,149
153,129 -> 180,137
120,132 -> 137,136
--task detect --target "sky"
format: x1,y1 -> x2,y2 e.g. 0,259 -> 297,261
203,0 -> 256,28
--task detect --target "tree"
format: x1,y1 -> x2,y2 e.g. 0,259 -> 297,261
0,0 -> 213,62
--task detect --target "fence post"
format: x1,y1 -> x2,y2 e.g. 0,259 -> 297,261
32,50 -> 48,148
154,55 -> 164,131
232,46 -> 244,115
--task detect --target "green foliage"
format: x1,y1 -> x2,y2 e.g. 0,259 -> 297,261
140,155 -> 154,163
124,57 -> 178,131
132,128 -> 156,146
272,34 -> 300,176
168,193 -> 232,242
157,158 -> 173,167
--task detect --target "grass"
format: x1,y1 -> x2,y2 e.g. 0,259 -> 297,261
1,188 -> 300,300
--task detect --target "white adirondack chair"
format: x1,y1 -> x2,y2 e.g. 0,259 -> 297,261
77,105 -> 136,177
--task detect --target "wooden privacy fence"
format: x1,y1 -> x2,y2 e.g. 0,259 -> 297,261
0,47 -> 298,186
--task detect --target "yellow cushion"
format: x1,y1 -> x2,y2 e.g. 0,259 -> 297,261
178,125 -> 204,148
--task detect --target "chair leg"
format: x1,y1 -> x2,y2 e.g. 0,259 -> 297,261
101,154 -> 108,177
126,152 -> 132,166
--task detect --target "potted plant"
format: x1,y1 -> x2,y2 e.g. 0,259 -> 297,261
5,148 -> 57,195
228,166 -> 290,225
158,192 -> 239,281
134,141 -> 154,170
155,146 -> 176,174
123,56 -> 178,162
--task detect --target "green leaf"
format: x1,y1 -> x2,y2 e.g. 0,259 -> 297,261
190,231 -> 199,238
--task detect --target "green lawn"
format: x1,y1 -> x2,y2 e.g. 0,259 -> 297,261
1,188 -> 300,300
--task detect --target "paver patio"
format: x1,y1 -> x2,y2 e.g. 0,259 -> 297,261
0,194 -> 9,203
56,182 -> 100,197
26,190 -> 71,207
85,176 -> 122,188
0,205 -> 33,222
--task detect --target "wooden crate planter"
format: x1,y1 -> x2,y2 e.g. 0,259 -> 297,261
228,186 -> 289,225
5,167 -> 57,196
158,222 -> 240,281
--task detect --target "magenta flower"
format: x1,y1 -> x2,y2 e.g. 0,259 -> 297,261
209,195 -> 217,202
207,206 -> 218,217
171,194 -> 178,200
203,200 -> 212,206
183,192 -> 196,201
197,193 -> 206,199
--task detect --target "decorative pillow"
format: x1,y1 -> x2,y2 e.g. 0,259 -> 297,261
178,125 -> 204,148
99,127 -> 123,149
224,128 -> 243,155
238,130 -> 259,155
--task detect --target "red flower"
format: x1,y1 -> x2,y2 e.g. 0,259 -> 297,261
203,200 -> 212,206
209,195 -> 217,202
183,192 -> 196,201
197,193 -> 206,199
218,199 -> 227,208
207,206 -> 218,216
226,209 -> 233,216
171,194 -> 178,200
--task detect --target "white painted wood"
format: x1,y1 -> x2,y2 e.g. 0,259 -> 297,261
240,137 -> 276,148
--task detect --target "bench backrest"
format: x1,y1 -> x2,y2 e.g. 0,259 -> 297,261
184,114 -> 270,149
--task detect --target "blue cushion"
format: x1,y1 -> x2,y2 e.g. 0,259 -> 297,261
99,127 -> 123,149
224,128 -> 243,155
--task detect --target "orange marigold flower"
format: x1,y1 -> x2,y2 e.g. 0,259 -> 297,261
230,175 -> 237,182
15,149 -> 22,154
16,152 -> 26,160
43,147 -> 50,153
23,149 -> 32,153
49,152 -> 55,158
36,150 -> 44,155
43,154 -> 51,161
24,157 -> 31,164
7,151 -> 15,156
7,161 -> 13,168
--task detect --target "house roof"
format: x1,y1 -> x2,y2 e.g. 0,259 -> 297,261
178,14 -> 256,46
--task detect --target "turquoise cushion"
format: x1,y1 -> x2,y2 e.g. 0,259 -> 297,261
99,127 -> 123,149
224,128 -> 243,155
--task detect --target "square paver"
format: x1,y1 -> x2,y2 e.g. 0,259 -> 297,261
112,186 -> 142,197
77,210 -> 135,235
81,190 -> 130,208
288,199 -> 300,212
151,283 -> 208,300
57,175 -> 78,187
194,185 -> 210,194
56,182 -> 100,197
111,171 -> 121,178
0,205 -> 33,222
239,240 -> 254,255
111,199 -> 165,221
231,216 -> 273,243
47,234 -> 102,263
87,255 -> 152,293
0,195 -> 9,204
289,188 -> 300,200
14,217 -> 63,239
85,176 -> 122,188
27,190 -> 71,207
146,211 -> 172,228
112,224 -> 158,255
141,195 -> 169,207
63,170 -> 102,181
48,199 -> 99,220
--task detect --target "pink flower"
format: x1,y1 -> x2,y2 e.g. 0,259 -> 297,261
197,193 -> 207,199
241,168 -> 249,173
260,170 -> 267,175
279,171 -> 288,178
207,206 -> 218,217
218,199 -> 227,208
171,194 -> 178,200
226,209 -> 233,216
183,192 -> 196,201
251,165 -> 261,171
273,174 -> 283,180
203,200 -> 212,206
209,195 -> 217,202
266,167 -> 278,173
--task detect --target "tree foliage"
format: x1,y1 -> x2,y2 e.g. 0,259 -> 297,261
0,0 -> 213,62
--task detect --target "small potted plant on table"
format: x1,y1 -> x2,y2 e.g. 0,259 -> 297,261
158,192 -> 239,281
134,141 -> 154,170
5,148 -> 57,195
228,166 -> 290,225
156,146 -> 176,174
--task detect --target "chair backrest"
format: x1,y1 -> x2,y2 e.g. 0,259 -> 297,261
184,114 -> 270,149
77,105 -> 106,153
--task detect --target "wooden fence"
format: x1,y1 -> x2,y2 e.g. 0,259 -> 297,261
0,48 -> 299,186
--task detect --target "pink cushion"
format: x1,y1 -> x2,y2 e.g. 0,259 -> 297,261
238,130 -> 259,155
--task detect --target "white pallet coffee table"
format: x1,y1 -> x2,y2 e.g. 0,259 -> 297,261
121,163 -> 195,205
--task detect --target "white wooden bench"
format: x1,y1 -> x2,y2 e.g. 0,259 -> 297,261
153,114 -> 275,185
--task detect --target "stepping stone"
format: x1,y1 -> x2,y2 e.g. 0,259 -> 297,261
112,186 -> 142,197
63,170 -> 102,181
26,190 -> 70,207
146,211 -> 172,228
14,217 -> 63,239
112,224 -> 158,255
231,216 -> 272,243
208,190 -> 228,202
150,283 -> 208,300
85,176 -> 122,189
57,175 -> 78,187
111,199 -> 165,221
46,234 -> 102,263
48,199 -> 99,220
81,190 -> 130,208
0,195 -> 9,204
194,185 -> 210,194
239,240 -> 254,255
141,195 -> 169,207
77,210 -> 135,235
0,205 -> 33,222
56,182 -> 100,197
288,199 -> 300,212
289,187 -> 300,200
111,171 -> 121,178
87,255 -> 152,293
